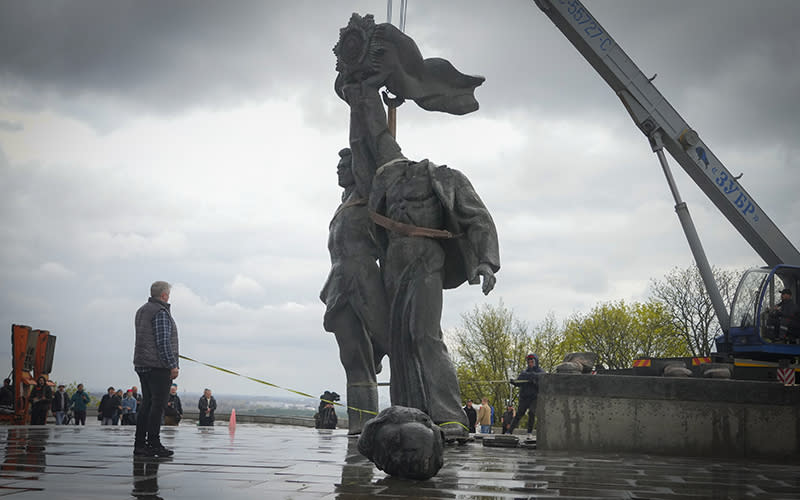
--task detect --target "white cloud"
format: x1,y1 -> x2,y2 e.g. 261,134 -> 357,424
82,231 -> 189,260
35,261 -> 74,279
224,274 -> 264,298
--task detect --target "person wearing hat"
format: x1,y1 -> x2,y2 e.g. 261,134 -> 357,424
509,354 -> 544,439
769,288 -> 799,342
51,384 -> 70,425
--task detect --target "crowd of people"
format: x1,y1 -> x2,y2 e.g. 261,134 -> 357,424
461,353 -> 545,438
98,386 -> 141,425
2,375 -> 219,429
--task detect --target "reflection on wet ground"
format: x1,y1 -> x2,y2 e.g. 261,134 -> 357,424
0,424 -> 798,499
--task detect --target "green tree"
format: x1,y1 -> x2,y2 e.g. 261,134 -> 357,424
649,265 -> 741,356
529,311 -> 568,372
61,381 -> 100,407
562,300 -> 689,369
451,301 -> 533,408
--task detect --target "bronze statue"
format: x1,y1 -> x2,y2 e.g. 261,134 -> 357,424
320,147 -> 390,435
331,13 -> 500,445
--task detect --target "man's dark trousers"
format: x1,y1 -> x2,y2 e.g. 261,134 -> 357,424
135,368 -> 172,449
510,396 -> 538,434
73,411 -> 86,425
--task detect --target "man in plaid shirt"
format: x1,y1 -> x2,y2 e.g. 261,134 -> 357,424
133,281 -> 180,457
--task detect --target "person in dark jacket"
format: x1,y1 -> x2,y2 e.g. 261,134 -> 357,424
462,400 -> 477,433
198,388 -> 216,426
501,404 -> 515,434
29,376 -> 52,425
99,386 -> 121,425
509,354 -> 545,438
70,384 -> 90,425
315,391 -> 339,429
164,384 -> 182,426
51,384 -> 70,425
111,389 -> 124,425
0,378 -> 14,411
317,402 -> 338,429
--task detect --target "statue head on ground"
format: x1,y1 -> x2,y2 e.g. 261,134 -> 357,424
357,406 -> 445,480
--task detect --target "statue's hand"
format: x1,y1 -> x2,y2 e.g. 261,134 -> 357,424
476,263 -> 496,295
382,90 -> 405,109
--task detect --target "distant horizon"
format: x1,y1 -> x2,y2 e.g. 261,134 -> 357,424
69,386 -> 312,403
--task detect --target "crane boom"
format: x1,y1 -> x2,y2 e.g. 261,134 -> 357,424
534,0 -> 800,267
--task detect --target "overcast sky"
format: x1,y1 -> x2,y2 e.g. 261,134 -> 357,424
1,0 -> 798,405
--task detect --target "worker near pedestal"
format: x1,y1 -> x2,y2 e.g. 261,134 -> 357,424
509,354 -> 544,438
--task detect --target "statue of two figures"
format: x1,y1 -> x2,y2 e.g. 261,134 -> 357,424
320,13 -> 500,479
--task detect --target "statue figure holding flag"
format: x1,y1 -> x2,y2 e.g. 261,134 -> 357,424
332,13 -> 500,441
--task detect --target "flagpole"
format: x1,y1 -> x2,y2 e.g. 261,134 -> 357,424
385,0 -> 407,139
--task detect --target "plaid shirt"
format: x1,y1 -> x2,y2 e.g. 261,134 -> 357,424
153,309 -> 178,369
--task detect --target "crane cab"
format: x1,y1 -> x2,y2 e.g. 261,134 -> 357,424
718,265 -> 800,360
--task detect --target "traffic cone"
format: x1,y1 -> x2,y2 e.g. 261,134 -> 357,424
229,408 -> 237,431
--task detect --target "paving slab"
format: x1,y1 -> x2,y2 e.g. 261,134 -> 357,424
0,423 -> 799,499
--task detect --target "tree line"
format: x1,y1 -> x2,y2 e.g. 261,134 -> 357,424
450,265 -> 743,406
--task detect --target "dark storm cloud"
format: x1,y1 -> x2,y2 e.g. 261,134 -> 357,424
404,0 -> 800,149
3,0 -> 798,146
0,0 -> 371,118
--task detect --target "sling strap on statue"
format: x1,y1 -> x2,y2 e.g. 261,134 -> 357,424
369,210 -> 460,240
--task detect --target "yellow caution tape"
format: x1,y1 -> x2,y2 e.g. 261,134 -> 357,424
179,354 -> 474,432
179,354 -> 377,416
439,421 -> 470,432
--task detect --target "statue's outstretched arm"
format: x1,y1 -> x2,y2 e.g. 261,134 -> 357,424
344,82 -> 404,169
341,82 -> 404,196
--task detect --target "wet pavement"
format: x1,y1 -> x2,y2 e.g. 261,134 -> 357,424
0,423 -> 798,499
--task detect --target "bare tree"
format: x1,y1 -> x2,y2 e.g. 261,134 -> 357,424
649,265 -> 742,356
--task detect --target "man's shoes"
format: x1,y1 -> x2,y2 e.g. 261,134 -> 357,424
149,445 -> 174,457
134,444 -> 174,458
133,446 -> 150,457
